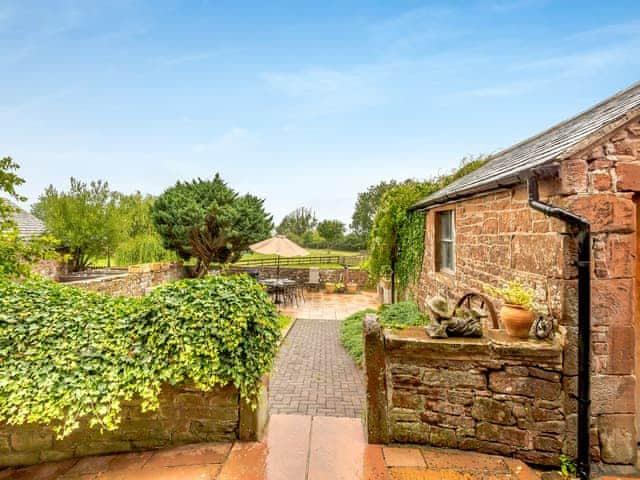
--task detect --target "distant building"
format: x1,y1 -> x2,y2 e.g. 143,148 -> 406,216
2,200 -> 46,239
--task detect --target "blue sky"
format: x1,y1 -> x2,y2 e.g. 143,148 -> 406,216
1,1 -> 639,225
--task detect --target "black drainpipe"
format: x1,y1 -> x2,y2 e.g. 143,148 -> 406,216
527,176 -> 591,480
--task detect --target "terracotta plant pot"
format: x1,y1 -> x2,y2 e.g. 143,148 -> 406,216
346,283 -> 358,294
500,304 -> 535,339
325,282 -> 336,294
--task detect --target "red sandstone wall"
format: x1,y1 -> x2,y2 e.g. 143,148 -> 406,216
416,117 -> 640,465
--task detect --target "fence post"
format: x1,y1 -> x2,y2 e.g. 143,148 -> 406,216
363,313 -> 390,444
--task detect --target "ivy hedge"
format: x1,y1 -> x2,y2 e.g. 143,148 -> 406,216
368,155 -> 489,298
0,274 -> 280,438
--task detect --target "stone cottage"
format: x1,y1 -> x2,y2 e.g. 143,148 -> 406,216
411,82 -> 640,468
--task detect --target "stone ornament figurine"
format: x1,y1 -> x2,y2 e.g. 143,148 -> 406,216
425,296 -> 483,338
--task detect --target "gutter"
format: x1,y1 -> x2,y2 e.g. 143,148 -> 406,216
527,176 -> 591,480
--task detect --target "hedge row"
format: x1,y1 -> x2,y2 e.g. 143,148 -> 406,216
0,274 -> 280,438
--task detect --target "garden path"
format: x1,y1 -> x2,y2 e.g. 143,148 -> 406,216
270,290 -> 378,417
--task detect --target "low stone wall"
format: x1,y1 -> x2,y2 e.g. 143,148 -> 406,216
0,380 -> 268,468
65,263 -> 186,296
32,259 -> 68,281
228,266 -> 368,287
364,314 -> 567,467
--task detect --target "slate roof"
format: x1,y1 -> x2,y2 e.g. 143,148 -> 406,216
2,200 -> 46,239
412,81 -> 640,210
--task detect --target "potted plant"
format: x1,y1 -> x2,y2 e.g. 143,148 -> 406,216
325,282 -> 336,294
346,281 -> 358,294
335,282 -> 345,293
485,280 -> 535,339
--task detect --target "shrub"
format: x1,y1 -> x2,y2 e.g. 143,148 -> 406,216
114,233 -> 176,265
0,274 -> 280,438
340,302 -> 428,365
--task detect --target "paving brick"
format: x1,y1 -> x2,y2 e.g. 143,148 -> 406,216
269,319 -> 365,417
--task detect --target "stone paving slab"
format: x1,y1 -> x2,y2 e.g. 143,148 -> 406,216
1,415 -> 558,479
269,318 -> 365,417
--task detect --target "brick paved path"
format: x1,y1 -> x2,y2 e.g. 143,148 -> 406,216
269,319 -> 364,417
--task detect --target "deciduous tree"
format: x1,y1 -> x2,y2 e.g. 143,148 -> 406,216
32,178 -> 121,271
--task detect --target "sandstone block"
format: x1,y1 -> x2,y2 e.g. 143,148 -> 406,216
459,437 -> 514,456
392,390 -> 424,410
489,372 -> 561,401
607,324 -> 635,374
534,435 -> 563,452
476,422 -> 529,448
471,398 -> 515,425
592,375 -> 636,414
616,162 -> 640,191
560,158 -> 588,194
429,426 -> 458,448
592,278 -> 633,326
598,414 -> 637,464
567,194 -> 635,233
10,429 -> 53,452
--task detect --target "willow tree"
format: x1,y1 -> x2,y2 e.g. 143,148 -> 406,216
151,174 -> 273,277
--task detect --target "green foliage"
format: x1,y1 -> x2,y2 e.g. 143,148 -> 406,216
334,232 -> 366,251
339,308 -> 377,365
32,178 -> 122,271
485,280 -> 534,310
0,157 -> 57,278
378,301 -> 428,327
350,180 -> 398,244
113,233 -> 176,265
367,155 -> 489,297
559,454 -> 577,479
316,219 -> 345,249
276,207 -> 317,238
0,274 -> 280,438
151,174 -> 273,277
340,302 -> 428,365
116,192 -> 157,238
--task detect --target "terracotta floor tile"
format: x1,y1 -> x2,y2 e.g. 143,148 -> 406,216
101,464 -> 221,480
216,442 -> 267,480
421,449 -> 508,472
66,455 -> 117,475
503,459 -> 540,480
307,416 -> 368,480
388,467 -> 443,480
106,451 -> 153,471
384,448 -> 426,467
4,459 -> 77,480
363,445 -> 388,480
143,443 -> 231,469
265,414 -> 312,480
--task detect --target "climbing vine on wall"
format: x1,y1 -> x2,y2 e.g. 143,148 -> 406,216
367,155 -> 489,299
0,274 -> 280,438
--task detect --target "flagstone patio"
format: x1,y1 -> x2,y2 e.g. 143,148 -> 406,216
0,414 -> 553,480
278,289 -> 379,320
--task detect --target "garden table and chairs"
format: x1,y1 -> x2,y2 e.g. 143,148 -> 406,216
259,278 -> 304,305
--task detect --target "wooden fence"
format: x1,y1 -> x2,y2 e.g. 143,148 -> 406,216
235,254 -> 367,268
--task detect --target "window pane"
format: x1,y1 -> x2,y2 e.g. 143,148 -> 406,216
440,241 -> 453,270
439,211 -> 452,240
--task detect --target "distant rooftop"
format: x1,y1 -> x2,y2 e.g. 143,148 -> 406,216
413,81 -> 640,210
2,199 -> 46,239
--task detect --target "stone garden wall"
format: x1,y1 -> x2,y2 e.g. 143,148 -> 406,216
66,263 -> 186,296
0,380 -> 268,468
414,117 -> 640,465
364,315 -> 568,467
228,265 -> 369,287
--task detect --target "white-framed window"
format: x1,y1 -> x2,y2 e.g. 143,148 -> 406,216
436,210 -> 455,272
